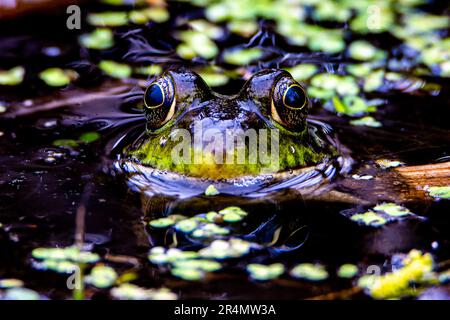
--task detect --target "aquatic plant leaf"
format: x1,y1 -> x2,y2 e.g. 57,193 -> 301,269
129,7 -> 169,24
350,211 -> 387,227
79,132 -> 100,144
87,11 -> 129,27
31,246 -> 100,264
99,60 -> 132,79
332,96 -> 375,116
85,265 -> 118,288
172,259 -> 222,272
199,239 -> 254,260
52,139 -> 79,148
427,186 -> 450,199
0,66 -> 25,86
79,28 -> 114,50
0,279 -> 24,289
171,267 -> 203,281
359,250 -> 434,299
148,247 -> 199,264
291,263 -> 329,281
376,159 -> 404,169
177,30 -> 218,59
373,203 -> 412,217
174,219 -> 198,233
197,71 -> 229,87
191,223 -> 229,238
228,20 -> 258,37
39,68 -> 78,87
2,288 -> 40,300
111,284 -> 177,300
348,41 -> 385,61
286,64 -> 318,82
205,184 -> 220,196
149,217 -> 175,228
350,116 -> 382,128
223,48 -> 263,65
337,264 -> 358,279
134,65 -> 162,76
247,263 -> 285,281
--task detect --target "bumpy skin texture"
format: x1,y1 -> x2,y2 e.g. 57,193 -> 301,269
128,67 -> 338,179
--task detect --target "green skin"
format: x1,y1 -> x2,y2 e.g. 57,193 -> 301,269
127,67 -> 338,180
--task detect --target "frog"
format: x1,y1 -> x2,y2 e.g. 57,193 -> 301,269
116,66 -> 350,200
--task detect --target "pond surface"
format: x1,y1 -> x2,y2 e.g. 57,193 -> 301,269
0,0 -> 449,300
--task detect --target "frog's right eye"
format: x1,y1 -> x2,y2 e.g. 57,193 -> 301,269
144,76 -> 176,130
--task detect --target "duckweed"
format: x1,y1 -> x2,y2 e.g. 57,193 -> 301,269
350,211 -> 387,227
0,279 -> 24,289
205,184 -> 220,196
427,186 -> 450,200
350,116 -> 382,128
373,203 -> 412,217
148,247 -> 199,265
39,68 -> 79,87
98,60 -> 132,79
247,263 -> 285,281
85,265 -> 118,288
337,264 -> 358,279
79,28 -> 114,50
360,250 -> 434,299
223,48 -> 263,65
2,288 -> 40,300
177,30 -> 218,60
348,41 -> 385,61
0,66 -> 25,86
32,246 -> 100,264
376,159 -> 404,168
291,263 -> 329,281
111,284 -> 177,300
149,217 -> 175,228
87,12 -> 129,27
199,239 -> 254,260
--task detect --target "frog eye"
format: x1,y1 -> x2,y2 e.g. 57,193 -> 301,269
143,76 -> 176,130
271,77 -> 309,130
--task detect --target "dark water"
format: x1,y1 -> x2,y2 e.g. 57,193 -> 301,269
0,1 -> 449,299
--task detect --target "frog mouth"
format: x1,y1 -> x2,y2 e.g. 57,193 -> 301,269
113,153 -> 352,199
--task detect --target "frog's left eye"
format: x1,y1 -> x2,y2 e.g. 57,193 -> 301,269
271,77 -> 309,130
144,76 -> 176,130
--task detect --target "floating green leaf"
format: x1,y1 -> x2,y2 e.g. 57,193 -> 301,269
205,184 -> 220,196
291,263 -> 329,281
223,48 -> 263,65
350,116 -> 382,128
111,284 -> 177,300
247,263 -> 285,281
39,68 -> 78,87
87,12 -> 129,27
373,203 -> 412,217
85,265 -> 118,288
79,28 -> 114,50
0,66 -> 25,86
337,264 -> 358,279
427,186 -> 450,199
99,60 -> 132,79
79,132 -> 100,144
351,211 -> 387,227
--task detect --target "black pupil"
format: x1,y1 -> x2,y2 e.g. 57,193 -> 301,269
145,84 -> 164,107
285,86 -> 306,109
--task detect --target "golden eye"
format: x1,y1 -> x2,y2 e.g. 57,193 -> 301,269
143,76 -> 176,130
271,77 -> 309,131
